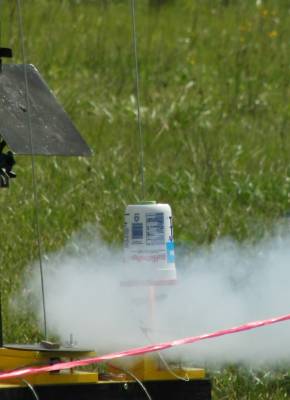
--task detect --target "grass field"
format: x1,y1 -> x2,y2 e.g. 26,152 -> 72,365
1,0 -> 290,398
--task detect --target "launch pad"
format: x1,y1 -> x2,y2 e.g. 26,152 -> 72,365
0,346 -> 211,399
0,42 -> 211,398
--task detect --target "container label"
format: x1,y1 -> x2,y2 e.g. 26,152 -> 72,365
166,241 -> 175,263
146,212 -> 165,245
132,222 -> 143,243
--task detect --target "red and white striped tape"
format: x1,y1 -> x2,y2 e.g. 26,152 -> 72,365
1,312 -> 290,380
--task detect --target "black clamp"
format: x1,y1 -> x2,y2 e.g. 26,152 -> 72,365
0,48 -> 13,72
0,140 -> 16,188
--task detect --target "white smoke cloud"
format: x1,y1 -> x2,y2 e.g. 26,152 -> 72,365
17,223 -> 290,366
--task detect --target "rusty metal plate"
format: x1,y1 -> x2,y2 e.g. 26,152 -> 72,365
0,64 -> 91,156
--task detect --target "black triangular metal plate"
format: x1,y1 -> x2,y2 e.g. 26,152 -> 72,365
0,64 -> 91,156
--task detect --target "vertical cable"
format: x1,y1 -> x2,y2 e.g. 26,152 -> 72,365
130,0 -> 145,200
0,292 -> 3,347
16,0 -> 47,339
0,0 -> 2,348
0,0 -> 2,48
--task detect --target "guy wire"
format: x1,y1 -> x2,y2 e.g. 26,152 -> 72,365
16,0 -> 48,339
0,0 -> 2,48
130,0 -> 145,200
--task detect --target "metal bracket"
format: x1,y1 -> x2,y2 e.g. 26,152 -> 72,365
0,140 -> 16,188
0,47 -> 13,72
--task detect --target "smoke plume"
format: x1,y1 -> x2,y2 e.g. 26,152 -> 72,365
17,224 -> 290,366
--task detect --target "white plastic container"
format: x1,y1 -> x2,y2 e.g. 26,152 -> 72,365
123,201 -> 176,285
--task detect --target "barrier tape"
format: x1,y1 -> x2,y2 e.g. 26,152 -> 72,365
1,312 -> 290,380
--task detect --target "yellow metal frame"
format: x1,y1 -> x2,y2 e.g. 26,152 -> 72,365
0,347 -> 206,390
0,347 -> 98,387
109,354 -> 205,381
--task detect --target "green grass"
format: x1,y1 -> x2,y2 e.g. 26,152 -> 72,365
212,365 -> 290,399
1,0 -> 290,397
